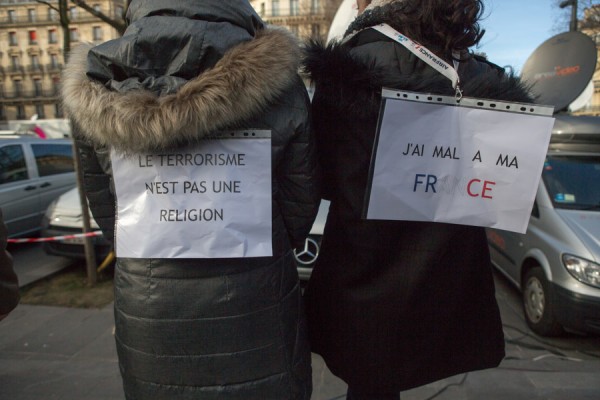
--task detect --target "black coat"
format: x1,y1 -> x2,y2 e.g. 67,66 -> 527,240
61,1 -> 320,398
303,27 -> 533,392
0,208 -> 19,319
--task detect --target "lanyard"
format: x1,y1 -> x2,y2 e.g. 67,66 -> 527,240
372,24 -> 463,99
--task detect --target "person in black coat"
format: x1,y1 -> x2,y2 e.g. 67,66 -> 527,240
303,0 -> 534,399
61,1 -> 320,399
0,208 -> 19,321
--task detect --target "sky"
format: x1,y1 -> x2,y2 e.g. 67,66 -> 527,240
476,0 -> 566,74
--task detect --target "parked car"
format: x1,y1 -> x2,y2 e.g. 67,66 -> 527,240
487,114 -> 600,336
0,134 -> 76,238
41,187 -> 112,260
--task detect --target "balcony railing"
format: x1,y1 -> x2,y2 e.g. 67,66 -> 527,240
2,13 -> 101,26
0,88 -> 60,100
6,65 -> 25,74
45,63 -> 63,72
1,64 -> 62,76
26,65 -> 44,73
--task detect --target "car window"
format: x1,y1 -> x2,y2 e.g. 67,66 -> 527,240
0,144 -> 29,184
542,155 -> 600,210
31,143 -> 74,177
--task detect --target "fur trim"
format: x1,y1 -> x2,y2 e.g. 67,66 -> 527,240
304,40 -> 533,121
61,27 -> 301,153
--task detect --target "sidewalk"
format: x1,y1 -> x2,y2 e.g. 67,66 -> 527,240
2,251 -> 600,399
1,296 -> 599,400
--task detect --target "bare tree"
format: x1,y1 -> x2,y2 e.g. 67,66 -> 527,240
553,0 -> 600,32
35,0 -> 129,285
36,0 -> 129,62
71,0 -> 128,35
579,2 -> 600,31
36,0 -> 71,59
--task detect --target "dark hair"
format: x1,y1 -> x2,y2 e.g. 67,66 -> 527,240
345,0 -> 485,58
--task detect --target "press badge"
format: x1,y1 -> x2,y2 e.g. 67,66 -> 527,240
111,130 -> 272,258
363,25 -> 556,233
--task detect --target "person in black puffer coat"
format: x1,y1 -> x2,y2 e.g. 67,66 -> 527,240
303,0 -> 534,399
0,208 -> 19,321
61,1 -> 320,399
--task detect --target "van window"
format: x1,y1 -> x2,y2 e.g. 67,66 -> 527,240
31,143 -> 74,177
0,144 -> 28,184
542,155 -> 600,210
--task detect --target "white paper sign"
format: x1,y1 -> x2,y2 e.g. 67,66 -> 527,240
365,90 -> 555,233
111,130 -> 272,258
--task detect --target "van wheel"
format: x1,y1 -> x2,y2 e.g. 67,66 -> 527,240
522,266 -> 564,337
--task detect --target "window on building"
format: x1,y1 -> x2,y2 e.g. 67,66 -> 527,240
70,28 -> 79,42
55,103 -> 63,118
28,30 -> 37,45
311,24 -> 321,38
9,31 -> 18,46
311,0 -> 319,13
35,104 -> 46,119
260,2 -> 265,16
7,9 -> 16,23
290,0 -> 299,16
48,8 -> 58,21
50,54 -> 60,68
33,80 -> 42,96
290,25 -> 299,36
14,80 -> 23,96
16,105 -> 26,120
272,0 -> 279,16
93,3 -> 101,12
115,5 -> 124,18
31,55 -> 40,70
48,29 -> 57,44
11,56 -> 20,69
69,6 -> 78,20
93,26 -> 103,41
28,8 -> 36,22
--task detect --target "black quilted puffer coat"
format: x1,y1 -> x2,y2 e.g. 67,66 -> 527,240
60,1 -> 319,399
302,2 -> 534,394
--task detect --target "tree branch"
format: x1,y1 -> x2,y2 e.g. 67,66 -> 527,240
70,0 -> 126,35
35,0 -> 59,13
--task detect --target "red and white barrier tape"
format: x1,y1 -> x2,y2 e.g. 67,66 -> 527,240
7,231 -> 103,244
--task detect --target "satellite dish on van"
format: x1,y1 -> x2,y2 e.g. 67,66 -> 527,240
327,0 -> 357,43
521,31 -> 597,113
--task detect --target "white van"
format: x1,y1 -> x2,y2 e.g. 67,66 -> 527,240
0,134 -> 76,238
487,114 -> 600,336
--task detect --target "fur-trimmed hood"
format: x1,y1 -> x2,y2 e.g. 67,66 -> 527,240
61,27 -> 302,154
304,33 -> 534,121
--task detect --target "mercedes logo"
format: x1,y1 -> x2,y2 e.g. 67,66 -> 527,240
294,237 -> 320,265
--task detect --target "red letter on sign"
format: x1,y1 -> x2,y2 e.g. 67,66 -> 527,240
467,179 -> 481,197
482,181 -> 496,199
467,179 -> 495,199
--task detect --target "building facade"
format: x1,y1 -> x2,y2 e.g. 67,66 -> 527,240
249,0 -> 343,40
0,0 -> 125,123
578,4 -> 600,116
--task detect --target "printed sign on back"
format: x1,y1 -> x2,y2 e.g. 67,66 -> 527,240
365,90 -> 555,233
111,130 -> 272,258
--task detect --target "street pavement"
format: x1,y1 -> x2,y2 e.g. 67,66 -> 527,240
1,251 -> 600,399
